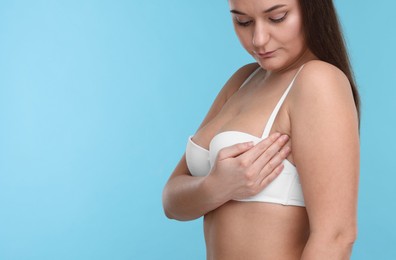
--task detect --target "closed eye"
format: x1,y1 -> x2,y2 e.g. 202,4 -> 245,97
236,20 -> 253,27
269,12 -> 288,23
234,17 -> 253,27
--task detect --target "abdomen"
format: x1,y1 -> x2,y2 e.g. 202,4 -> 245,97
204,201 -> 310,260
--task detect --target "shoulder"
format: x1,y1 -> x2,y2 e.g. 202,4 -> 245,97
290,59 -> 358,130
292,60 -> 352,101
290,60 -> 355,113
222,62 -> 261,99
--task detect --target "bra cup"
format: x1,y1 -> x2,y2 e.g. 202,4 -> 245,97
209,131 -> 262,167
186,136 -> 211,177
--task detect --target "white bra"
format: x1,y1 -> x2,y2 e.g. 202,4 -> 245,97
185,65 -> 305,207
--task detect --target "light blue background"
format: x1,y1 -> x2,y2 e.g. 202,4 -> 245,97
0,0 -> 395,259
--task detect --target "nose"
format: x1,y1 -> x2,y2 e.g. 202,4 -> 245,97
252,24 -> 270,48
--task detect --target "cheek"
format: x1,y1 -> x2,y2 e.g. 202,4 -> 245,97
280,15 -> 304,48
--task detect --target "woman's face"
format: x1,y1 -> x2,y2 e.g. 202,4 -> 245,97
228,0 -> 307,71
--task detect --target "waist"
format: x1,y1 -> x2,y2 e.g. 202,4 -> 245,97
204,200 -> 310,260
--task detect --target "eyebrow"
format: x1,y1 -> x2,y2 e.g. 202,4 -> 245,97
230,4 -> 286,15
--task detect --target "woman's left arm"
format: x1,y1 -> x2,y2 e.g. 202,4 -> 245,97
290,61 -> 360,260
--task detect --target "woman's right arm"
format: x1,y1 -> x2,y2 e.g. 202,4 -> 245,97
162,63 -> 291,221
162,134 -> 290,221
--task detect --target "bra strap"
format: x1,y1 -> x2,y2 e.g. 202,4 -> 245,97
261,64 -> 305,138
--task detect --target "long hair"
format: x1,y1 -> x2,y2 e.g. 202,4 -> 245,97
299,0 -> 361,130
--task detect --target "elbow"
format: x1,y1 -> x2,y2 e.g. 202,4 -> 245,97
162,188 -> 175,220
162,188 -> 188,221
162,204 -> 198,221
336,227 -> 358,246
162,197 -> 177,220
311,225 -> 358,248
162,201 -> 200,222
163,207 -> 175,220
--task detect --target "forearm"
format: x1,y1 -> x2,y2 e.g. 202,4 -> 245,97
162,174 -> 228,221
300,232 -> 356,260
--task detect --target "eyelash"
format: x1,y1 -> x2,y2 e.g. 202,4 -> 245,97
236,20 -> 253,27
270,12 -> 288,23
235,12 -> 288,27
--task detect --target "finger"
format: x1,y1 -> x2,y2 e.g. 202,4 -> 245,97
216,141 -> 254,161
237,132 -> 281,163
239,133 -> 288,165
258,163 -> 285,189
252,144 -> 291,178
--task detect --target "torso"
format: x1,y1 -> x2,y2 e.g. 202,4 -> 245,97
192,65 -> 310,259
204,201 -> 309,260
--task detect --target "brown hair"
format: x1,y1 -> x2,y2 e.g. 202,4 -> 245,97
299,0 -> 361,130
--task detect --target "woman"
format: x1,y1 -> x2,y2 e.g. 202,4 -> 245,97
163,0 -> 360,259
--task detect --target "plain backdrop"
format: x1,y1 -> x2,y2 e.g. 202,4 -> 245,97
1,0 -> 395,259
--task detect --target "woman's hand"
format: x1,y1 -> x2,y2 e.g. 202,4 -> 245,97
208,133 -> 291,201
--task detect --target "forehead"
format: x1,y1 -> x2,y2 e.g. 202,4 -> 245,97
228,0 -> 297,11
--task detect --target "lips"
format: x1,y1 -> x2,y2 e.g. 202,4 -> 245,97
254,50 -> 276,58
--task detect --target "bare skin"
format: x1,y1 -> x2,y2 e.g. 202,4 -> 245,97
200,62 -> 312,260
163,0 -> 359,259
204,202 -> 309,259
